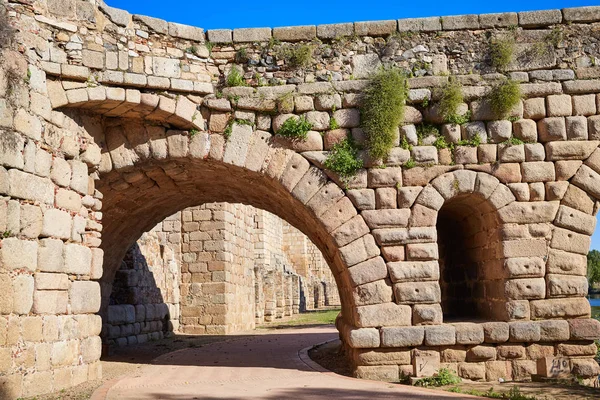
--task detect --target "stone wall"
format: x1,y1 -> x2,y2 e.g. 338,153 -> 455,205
102,213 -> 181,346
104,203 -> 339,340
2,1 -> 600,397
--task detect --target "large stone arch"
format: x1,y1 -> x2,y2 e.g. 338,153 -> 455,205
59,100 -> 376,326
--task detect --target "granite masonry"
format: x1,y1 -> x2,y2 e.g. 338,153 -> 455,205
1,0 -> 600,397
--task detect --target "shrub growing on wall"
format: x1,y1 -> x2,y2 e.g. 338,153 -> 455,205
324,138 -> 363,182
360,68 -> 408,161
276,116 -> 312,140
438,79 -> 470,124
488,79 -> 522,118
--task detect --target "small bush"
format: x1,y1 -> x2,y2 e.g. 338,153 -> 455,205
414,368 -> 461,387
488,79 -> 522,119
490,36 -> 515,71
278,44 -> 313,68
226,67 -> 246,87
324,139 -> 363,182
276,116 -> 312,140
437,79 -> 471,124
403,158 -> 416,169
360,68 -> 408,161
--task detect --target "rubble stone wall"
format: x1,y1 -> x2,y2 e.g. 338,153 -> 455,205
2,0 -> 600,397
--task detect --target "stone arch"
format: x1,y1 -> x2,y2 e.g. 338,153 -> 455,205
60,99 -> 374,327
409,170 -> 517,322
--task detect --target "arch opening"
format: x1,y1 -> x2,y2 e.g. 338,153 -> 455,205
436,193 -> 504,322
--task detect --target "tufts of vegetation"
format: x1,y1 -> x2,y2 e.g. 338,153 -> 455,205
403,158 -> 416,169
205,41 -> 214,55
277,44 -> 314,68
414,368 -> 461,387
2,230 -> 12,239
447,385 -> 536,400
189,129 -> 200,138
360,68 -> 408,161
503,136 -> 525,145
276,116 -> 312,140
416,123 -> 439,142
324,138 -> 363,183
490,36 -> 515,71
185,45 -> 198,54
433,135 -> 450,149
235,47 -> 249,64
226,67 -> 247,87
400,135 -> 412,151
488,79 -> 522,119
456,134 -> 482,147
329,116 -> 340,130
437,79 -> 464,123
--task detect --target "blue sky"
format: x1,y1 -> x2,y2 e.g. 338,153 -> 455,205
107,0 -> 600,250
106,0 -> 599,30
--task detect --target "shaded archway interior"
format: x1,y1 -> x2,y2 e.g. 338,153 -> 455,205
436,193 -> 504,322
95,129 -> 354,322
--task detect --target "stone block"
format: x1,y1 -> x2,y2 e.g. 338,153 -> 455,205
563,6 -> 600,22
168,22 -> 204,41
69,281 -> 100,314
441,14 -> 480,30
63,244 -> 92,275
1,238 -> 37,272
352,279 -> 393,306
537,117 -> 566,142
380,326 -> 424,347
531,298 -> 590,319
8,169 -> 54,204
348,257 -> 388,286
233,28 -> 271,43
388,261 -> 439,283
33,290 -> 68,314
425,325 -> 456,346
362,209 -> 409,229
273,26 -> 316,41
412,304 -> 442,325
414,353 -> 440,377
316,23 -> 354,39
356,302 -> 411,328
572,94 -> 596,116
509,322 -> 541,342
355,365 -> 399,381
538,320 -> 570,341
454,323 -> 485,345
467,346 -> 497,361
518,10 -> 562,27
41,209 -> 72,240
352,54 -> 382,79
546,95 -> 572,117
398,17 -> 441,32
568,318 -> 600,340
346,327 -> 380,348
13,275 -> 34,315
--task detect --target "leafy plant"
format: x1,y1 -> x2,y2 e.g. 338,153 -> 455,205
503,136 -> 524,145
360,68 -> 408,161
434,135 -> 450,149
414,368 -> 461,387
226,67 -> 246,87
185,45 -> 198,54
2,230 -> 11,238
490,36 -> 515,71
416,123 -> 439,142
324,138 -> 363,182
488,79 -> 522,119
403,158 -> 416,169
189,129 -> 200,138
456,134 -> 482,147
276,116 -> 312,140
400,134 -> 412,150
329,116 -> 339,130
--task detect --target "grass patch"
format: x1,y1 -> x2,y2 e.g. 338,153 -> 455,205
415,368 -> 461,387
403,158 -> 416,169
488,79 -> 522,119
360,68 -> 408,161
324,138 -> 363,183
226,67 -> 246,87
260,309 -> 340,329
276,116 -> 312,140
235,47 -> 249,64
490,36 -> 516,71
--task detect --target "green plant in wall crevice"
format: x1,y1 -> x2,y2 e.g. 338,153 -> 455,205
324,138 -> 363,184
276,116 -> 312,140
489,35 -> 516,71
226,67 -> 247,87
360,67 -> 408,161
488,79 -> 522,119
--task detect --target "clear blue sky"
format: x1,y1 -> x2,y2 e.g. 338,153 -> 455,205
107,0 -> 600,251
106,0 -> 599,30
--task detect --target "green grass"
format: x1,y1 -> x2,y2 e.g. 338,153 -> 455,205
488,79 -> 522,119
448,386 -> 537,400
415,368 -> 461,387
260,309 -> 340,329
360,68 -> 408,161
277,44 -> 314,68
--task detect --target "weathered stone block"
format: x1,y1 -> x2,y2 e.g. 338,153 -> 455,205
380,326 -> 424,347
356,303 -> 411,328
69,281 -> 100,314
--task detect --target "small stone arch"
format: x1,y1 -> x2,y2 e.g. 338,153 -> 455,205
409,170 -> 518,322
